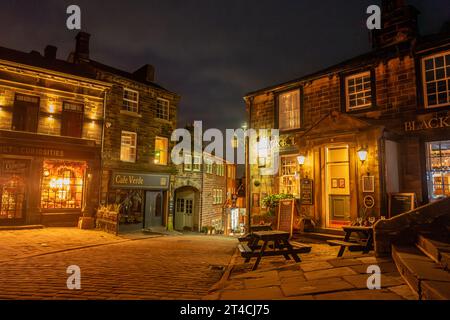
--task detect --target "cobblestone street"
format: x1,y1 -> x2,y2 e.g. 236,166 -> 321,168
0,228 -> 237,299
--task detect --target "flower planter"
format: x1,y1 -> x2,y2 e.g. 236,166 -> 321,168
78,216 -> 95,229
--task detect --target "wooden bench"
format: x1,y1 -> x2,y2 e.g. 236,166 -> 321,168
327,240 -> 365,251
328,226 -> 374,257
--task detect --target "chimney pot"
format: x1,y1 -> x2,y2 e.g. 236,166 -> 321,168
44,45 -> 57,59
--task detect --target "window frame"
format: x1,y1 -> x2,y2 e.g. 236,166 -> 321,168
421,50 -> 450,109
61,101 -> 84,138
156,98 -> 170,120
193,154 -> 202,172
122,88 -> 139,113
276,88 -> 302,131
344,71 -> 374,112
120,131 -> 137,163
184,154 -> 192,171
154,136 -> 168,165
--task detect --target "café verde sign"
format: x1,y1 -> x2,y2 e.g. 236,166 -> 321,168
111,172 -> 169,190
404,113 -> 450,132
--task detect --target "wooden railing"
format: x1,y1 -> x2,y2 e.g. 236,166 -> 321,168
373,196 -> 450,256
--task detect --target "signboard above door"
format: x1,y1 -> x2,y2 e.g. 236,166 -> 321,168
111,172 -> 170,190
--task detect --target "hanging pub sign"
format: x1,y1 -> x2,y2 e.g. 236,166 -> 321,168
388,193 -> 415,218
300,178 -> 314,205
277,199 -> 295,237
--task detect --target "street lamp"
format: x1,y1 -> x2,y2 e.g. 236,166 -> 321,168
357,147 -> 368,163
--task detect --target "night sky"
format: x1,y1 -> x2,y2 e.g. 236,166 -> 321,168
0,0 -> 448,132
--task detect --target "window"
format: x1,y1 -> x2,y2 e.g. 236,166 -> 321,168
193,155 -> 201,172
176,198 -> 185,212
280,156 -> 299,197
227,166 -> 236,179
120,131 -> 137,162
12,94 -> 39,132
216,163 -> 224,176
426,141 -> 450,200
184,154 -> 192,171
61,102 -> 84,138
156,98 -> 170,120
122,88 -> 139,113
213,189 -> 223,205
154,137 -> 168,165
345,71 -> 372,111
278,89 -> 300,130
40,161 -> 85,209
204,158 -> 213,174
422,51 -> 450,108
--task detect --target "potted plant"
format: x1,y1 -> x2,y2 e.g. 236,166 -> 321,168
262,193 -> 294,216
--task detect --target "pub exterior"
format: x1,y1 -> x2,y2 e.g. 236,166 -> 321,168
0,44 -> 110,226
244,1 -> 450,233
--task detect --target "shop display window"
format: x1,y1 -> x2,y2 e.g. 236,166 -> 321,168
40,161 -> 86,209
426,140 -> 450,200
0,176 -> 25,219
280,156 -> 299,197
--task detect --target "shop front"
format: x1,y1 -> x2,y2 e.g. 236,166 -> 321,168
104,171 -> 170,232
0,130 -> 101,226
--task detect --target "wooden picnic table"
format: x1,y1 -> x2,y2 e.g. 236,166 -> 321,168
238,224 -> 272,243
238,230 -> 311,270
327,225 -> 374,257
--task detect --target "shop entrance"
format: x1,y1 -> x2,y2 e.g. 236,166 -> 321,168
144,191 -> 163,228
0,159 -> 29,225
325,146 -> 351,228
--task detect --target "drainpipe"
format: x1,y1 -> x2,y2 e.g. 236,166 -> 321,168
99,90 -> 107,206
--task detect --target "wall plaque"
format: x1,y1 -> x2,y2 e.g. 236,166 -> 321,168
388,193 -> 415,218
300,178 -> 313,205
111,172 -> 170,190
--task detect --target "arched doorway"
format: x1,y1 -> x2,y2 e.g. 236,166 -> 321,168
174,186 -> 200,231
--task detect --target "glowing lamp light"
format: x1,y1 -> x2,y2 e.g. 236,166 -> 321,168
297,155 -> 306,166
49,104 -> 55,113
357,147 -> 368,163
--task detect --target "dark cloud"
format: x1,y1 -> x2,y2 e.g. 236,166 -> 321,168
0,0 -> 448,133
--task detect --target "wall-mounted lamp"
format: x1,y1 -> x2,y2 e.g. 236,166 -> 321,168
297,155 -> 306,166
357,147 -> 368,163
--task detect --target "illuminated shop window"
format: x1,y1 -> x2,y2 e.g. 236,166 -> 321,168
40,161 -> 86,209
280,156 -> 298,197
1,176 -> 25,220
122,88 -> 139,113
426,140 -> 450,200
156,98 -> 170,120
422,51 -> 450,108
154,136 -> 168,165
345,71 -> 372,111
120,131 -> 137,162
278,90 -> 300,130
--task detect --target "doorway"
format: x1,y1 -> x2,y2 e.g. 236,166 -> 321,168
144,191 -> 163,228
175,196 -> 194,230
325,145 -> 351,228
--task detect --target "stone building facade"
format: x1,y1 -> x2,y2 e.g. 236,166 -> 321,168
0,44 -> 110,226
173,151 -> 236,233
244,1 -> 450,232
69,32 -> 180,232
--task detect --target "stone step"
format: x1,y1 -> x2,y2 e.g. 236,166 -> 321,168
416,234 -> 450,270
392,245 -> 450,300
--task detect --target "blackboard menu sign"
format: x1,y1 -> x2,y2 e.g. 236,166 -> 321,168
388,193 -> 415,218
301,179 -> 314,205
277,199 -> 295,237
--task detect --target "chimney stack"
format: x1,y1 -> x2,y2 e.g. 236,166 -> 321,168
44,45 -> 57,60
371,0 -> 419,49
133,64 -> 155,82
75,31 -> 90,62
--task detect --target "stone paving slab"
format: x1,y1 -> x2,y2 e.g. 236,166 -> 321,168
205,243 -> 418,300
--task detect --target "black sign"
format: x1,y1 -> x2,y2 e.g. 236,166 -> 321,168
300,179 -> 313,205
388,193 -> 415,218
111,172 -> 170,190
